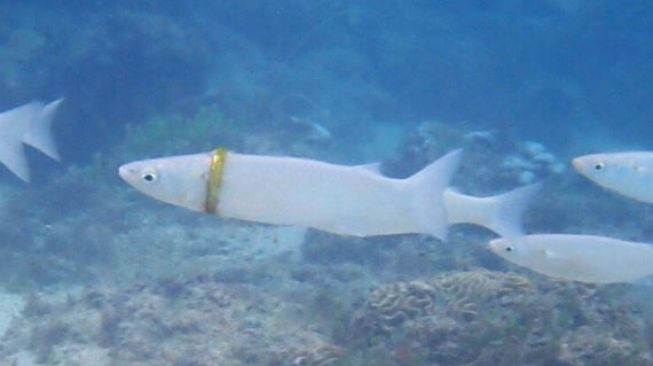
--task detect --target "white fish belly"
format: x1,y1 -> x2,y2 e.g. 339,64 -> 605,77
527,235 -> 653,283
217,153 -> 419,236
619,169 -> 653,203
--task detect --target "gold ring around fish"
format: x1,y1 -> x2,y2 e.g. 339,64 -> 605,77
206,147 -> 228,213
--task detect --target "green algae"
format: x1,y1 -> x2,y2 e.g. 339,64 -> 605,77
122,104 -> 237,157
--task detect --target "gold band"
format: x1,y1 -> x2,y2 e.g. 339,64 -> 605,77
205,148 -> 228,214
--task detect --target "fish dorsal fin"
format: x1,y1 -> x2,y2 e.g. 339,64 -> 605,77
0,102 -> 44,182
354,162 -> 382,174
23,98 -> 63,161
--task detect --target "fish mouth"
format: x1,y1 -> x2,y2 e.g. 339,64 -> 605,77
571,157 -> 584,172
488,239 -> 501,251
118,164 -> 131,181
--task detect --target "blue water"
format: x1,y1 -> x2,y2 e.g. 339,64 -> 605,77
1,1 -> 653,365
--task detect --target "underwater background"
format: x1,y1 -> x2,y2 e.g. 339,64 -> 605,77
1,1 -> 653,365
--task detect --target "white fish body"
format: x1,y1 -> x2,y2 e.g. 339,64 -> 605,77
119,149 -> 536,239
222,152 -> 462,237
120,150 -> 461,239
490,234 -> 653,283
573,152 -> 653,203
0,99 -> 63,181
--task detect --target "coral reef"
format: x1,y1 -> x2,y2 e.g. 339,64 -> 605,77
1,276 -> 344,366
387,121 -> 564,190
500,140 -> 565,184
347,270 -> 652,366
558,326 -> 650,366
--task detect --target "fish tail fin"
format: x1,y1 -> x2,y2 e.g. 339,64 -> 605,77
408,149 -> 462,240
23,98 -> 63,161
0,102 -> 44,182
481,183 -> 541,237
444,183 -> 541,237
0,142 -> 30,182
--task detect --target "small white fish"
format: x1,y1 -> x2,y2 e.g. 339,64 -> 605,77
572,152 -> 653,203
119,149 -> 537,239
490,234 -> 653,283
0,99 -> 63,182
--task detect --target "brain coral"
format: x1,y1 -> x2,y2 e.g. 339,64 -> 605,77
350,270 -> 535,340
348,270 -> 651,366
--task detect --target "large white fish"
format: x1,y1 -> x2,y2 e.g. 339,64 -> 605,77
490,234 -> 653,283
119,149 -> 537,239
572,152 -> 653,203
0,99 -> 63,182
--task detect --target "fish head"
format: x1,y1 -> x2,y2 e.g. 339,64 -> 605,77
490,235 -> 567,275
119,153 -> 211,212
488,237 -> 540,267
572,153 -> 619,180
571,152 -> 650,181
489,237 -> 521,259
572,152 -> 653,201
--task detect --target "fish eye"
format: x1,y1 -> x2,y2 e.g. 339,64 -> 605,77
142,171 -> 158,183
505,246 -> 513,252
593,162 -> 604,171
